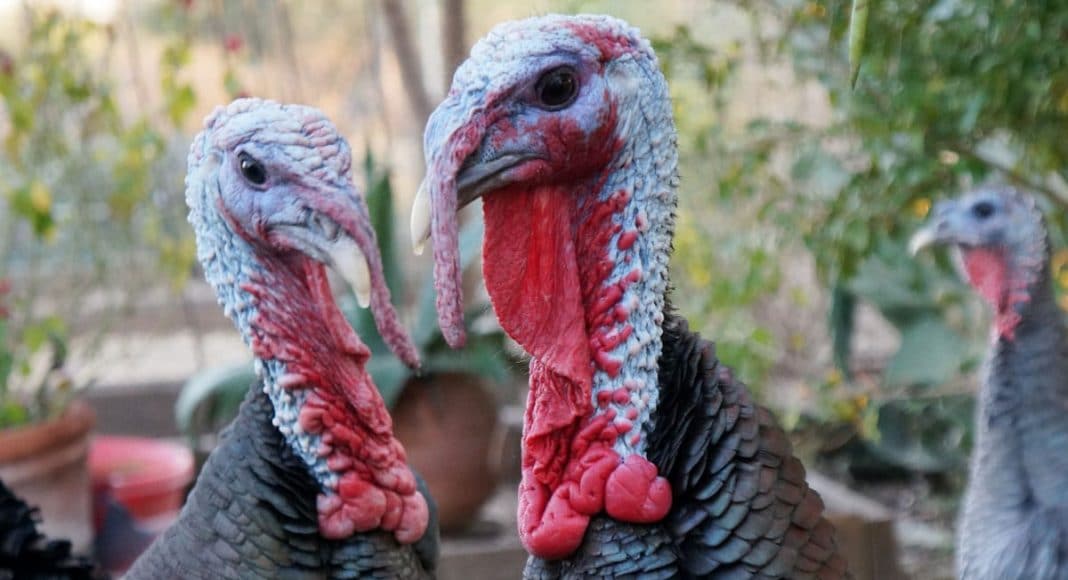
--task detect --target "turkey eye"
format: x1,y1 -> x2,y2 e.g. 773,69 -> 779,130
535,67 -> 578,109
238,152 -> 268,186
972,201 -> 995,219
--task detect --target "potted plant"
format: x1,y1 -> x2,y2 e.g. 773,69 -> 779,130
0,8 -> 199,557
177,152 -> 517,531
0,278 -> 95,551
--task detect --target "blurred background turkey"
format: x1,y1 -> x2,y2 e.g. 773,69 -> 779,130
1,1 -> 1067,579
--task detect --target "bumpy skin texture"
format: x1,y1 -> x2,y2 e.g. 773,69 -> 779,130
914,188 -> 1068,580
421,14 -> 849,577
0,479 -> 103,580
126,386 -> 438,580
422,14 -> 849,578
127,99 -> 436,577
522,311 -> 851,579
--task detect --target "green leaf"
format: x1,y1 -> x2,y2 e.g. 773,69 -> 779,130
22,324 -> 47,352
863,395 -> 973,473
222,69 -> 242,99
848,0 -> 870,89
829,283 -> 856,379
175,363 -> 255,438
883,316 -> 969,388
0,402 -> 29,429
166,85 -> 196,126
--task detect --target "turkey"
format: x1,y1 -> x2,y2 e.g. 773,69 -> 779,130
910,186 -> 1068,579
412,14 -> 850,578
0,479 -> 103,579
126,98 -> 438,578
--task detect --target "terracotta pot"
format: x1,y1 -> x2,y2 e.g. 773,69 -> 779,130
0,400 -> 95,552
392,372 -> 501,532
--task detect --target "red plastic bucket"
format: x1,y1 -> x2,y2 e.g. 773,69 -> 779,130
89,436 -> 194,571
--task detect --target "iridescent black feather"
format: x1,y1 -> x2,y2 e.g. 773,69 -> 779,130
0,479 -> 103,580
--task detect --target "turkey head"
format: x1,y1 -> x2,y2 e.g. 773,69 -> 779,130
186,98 -> 428,544
911,185 -> 1048,340
414,15 -> 679,558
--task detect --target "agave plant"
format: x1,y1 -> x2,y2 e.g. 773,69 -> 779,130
176,152 -> 513,444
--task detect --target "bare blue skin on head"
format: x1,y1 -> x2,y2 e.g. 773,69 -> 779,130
124,98 -> 436,579
419,14 -> 851,579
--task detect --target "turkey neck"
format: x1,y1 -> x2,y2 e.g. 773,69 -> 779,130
576,115 -> 678,458
498,57 -> 680,558
189,185 -> 423,542
975,261 -> 1068,510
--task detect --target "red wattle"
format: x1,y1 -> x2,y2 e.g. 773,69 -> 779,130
484,185 -> 673,558
962,248 -> 1026,340
515,361 -> 672,558
604,454 -> 672,522
476,89 -> 670,559
483,186 -> 593,386
241,257 -> 428,544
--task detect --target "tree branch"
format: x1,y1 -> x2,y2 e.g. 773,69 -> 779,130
954,144 -> 1068,211
441,0 -> 466,89
380,0 -> 434,122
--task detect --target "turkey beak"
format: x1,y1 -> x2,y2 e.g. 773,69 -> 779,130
910,199 -> 964,256
454,153 -> 535,208
909,223 -> 942,256
312,185 -> 420,369
410,152 -> 533,256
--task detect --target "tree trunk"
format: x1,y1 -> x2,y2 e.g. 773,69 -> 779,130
441,0 -> 466,89
380,0 -> 434,123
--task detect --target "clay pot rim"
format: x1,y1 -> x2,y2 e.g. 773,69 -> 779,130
0,400 -> 95,464
89,435 -> 194,500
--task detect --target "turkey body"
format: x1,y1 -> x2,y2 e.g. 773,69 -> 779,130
910,186 -> 1068,579
0,479 -> 102,580
127,386 -> 437,579
958,278 -> 1068,579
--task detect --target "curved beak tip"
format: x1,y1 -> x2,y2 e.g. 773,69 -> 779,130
410,179 -> 432,256
327,236 -> 372,307
908,227 -> 938,256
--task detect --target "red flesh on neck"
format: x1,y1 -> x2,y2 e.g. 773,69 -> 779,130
242,254 -> 428,544
483,182 -> 671,560
961,247 -> 1025,340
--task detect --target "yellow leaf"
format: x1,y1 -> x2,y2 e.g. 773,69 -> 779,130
29,181 -> 51,214
826,368 -> 842,386
1058,271 -> 1068,289
803,2 -> 826,19
1059,295 -> 1068,312
938,150 -> 960,165
1052,249 -> 1068,275
910,197 -> 931,219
